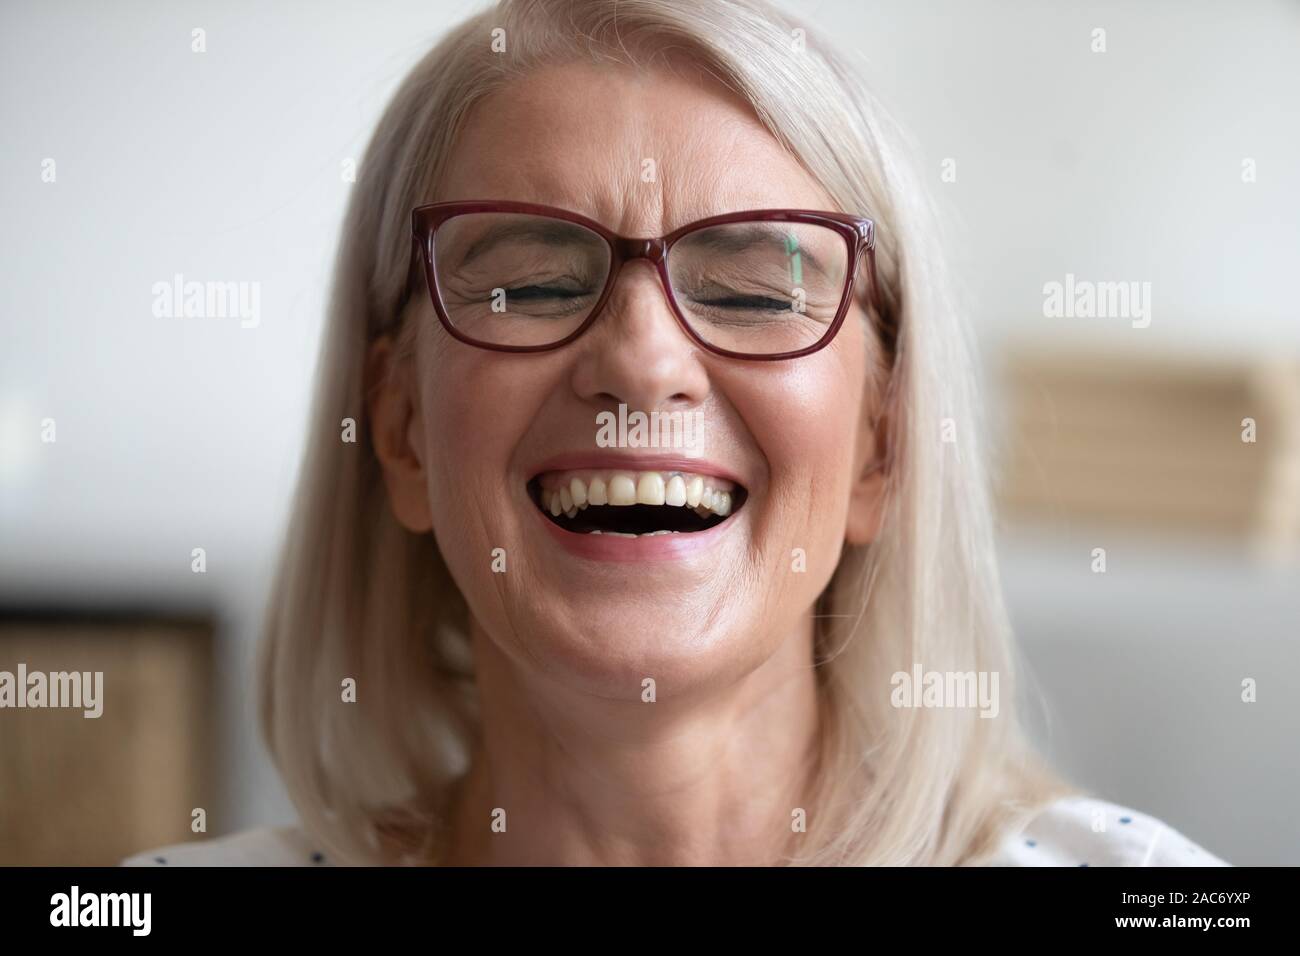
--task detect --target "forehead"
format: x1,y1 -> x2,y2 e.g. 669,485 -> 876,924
434,59 -> 836,236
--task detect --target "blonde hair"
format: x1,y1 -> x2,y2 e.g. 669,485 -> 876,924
259,0 -> 1073,865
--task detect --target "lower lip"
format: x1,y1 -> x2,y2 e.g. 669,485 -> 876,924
530,499 -> 741,562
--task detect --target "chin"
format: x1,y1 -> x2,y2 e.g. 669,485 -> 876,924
495,596 -> 776,699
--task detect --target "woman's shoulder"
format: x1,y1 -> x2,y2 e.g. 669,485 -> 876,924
986,794 -> 1230,867
119,825 -> 332,867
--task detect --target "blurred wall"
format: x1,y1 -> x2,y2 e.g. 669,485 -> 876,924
2,0 -> 1297,862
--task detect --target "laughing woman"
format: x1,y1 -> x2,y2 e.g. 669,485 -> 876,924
125,0 -> 1225,867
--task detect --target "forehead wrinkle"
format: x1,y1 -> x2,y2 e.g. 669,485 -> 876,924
650,113 -> 834,224
441,112 -> 646,224
438,64 -> 833,237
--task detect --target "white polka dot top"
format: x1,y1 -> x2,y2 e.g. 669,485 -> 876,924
118,795 -> 1229,867
986,795 -> 1229,866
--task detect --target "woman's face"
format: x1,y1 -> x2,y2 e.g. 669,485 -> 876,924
372,60 -> 886,696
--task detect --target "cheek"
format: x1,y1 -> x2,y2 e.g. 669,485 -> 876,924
412,346 -> 552,641
738,339 -> 866,579
416,348 -> 529,542
425,359 -> 501,461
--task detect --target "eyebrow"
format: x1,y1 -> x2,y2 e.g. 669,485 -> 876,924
674,223 -> 829,280
452,220 -> 594,269
448,217 -> 834,281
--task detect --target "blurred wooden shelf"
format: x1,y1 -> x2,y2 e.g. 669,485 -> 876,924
0,611 -> 215,866
997,348 -> 1300,559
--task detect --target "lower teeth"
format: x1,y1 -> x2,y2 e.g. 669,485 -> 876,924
588,530 -> 679,537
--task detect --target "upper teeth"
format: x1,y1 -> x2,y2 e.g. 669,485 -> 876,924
538,470 -> 736,520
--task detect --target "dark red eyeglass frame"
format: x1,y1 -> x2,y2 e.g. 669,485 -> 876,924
405,199 -> 878,361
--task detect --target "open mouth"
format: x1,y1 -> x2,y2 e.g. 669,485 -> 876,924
527,469 -> 748,537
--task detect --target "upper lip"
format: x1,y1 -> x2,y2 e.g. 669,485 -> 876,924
526,452 -> 747,487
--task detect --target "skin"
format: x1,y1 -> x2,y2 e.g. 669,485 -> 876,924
368,59 -> 888,865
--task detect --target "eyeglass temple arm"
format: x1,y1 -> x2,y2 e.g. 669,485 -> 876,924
857,222 -> 881,315
397,234 -> 425,316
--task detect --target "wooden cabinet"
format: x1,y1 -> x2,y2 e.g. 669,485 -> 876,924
0,614 -> 214,865
998,349 -> 1300,560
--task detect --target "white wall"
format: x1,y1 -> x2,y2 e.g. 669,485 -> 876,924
848,0 -> 1300,358
2,0 -> 1297,861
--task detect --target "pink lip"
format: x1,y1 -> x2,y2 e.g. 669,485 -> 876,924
530,498 -> 740,562
527,452 -> 746,486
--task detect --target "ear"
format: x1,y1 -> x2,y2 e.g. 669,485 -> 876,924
366,335 -> 433,533
844,397 -> 890,546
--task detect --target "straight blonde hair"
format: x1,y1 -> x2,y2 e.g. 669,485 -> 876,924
259,0 -> 1074,865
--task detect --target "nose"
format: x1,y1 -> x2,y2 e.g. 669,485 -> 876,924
569,256 -> 711,415
617,236 -> 666,264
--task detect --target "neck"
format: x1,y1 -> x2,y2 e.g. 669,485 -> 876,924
439,613 -> 823,866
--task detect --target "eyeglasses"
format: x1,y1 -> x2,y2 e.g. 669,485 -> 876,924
405,200 -> 878,361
